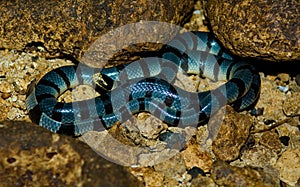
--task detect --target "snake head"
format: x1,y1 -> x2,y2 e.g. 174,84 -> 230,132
93,72 -> 114,94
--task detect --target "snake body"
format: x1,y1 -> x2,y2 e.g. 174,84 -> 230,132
26,32 -> 261,135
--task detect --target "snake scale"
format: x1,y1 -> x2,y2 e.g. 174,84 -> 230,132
26,31 -> 261,136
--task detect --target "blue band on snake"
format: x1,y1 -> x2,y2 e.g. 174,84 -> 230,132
26,32 -> 261,136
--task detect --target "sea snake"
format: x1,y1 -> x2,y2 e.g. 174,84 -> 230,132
26,31 -> 261,136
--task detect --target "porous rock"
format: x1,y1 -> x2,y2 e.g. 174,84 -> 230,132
259,131 -> 284,154
211,106 -> 253,161
0,0 -> 194,62
0,121 -> 143,187
204,0 -> 300,62
275,148 -> 300,186
211,160 -> 280,187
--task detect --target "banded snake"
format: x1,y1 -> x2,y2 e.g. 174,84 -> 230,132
26,31 -> 261,136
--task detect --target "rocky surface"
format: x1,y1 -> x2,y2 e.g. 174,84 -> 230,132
1,0 -> 300,186
0,121 -> 143,187
0,0 -> 194,63
211,160 -> 280,187
204,0 -> 300,62
211,106 -> 253,161
275,148 -> 300,186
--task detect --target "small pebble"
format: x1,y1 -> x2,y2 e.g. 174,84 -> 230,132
7,107 -> 21,120
277,73 -> 290,83
1,92 -> 11,99
0,81 -> 13,93
11,95 -> 17,102
193,10 -> 202,15
277,85 -> 289,93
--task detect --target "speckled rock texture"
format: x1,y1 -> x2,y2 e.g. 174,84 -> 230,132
204,0 -> 300,62
0,121 -> 143,187
275,148 -> 300,186
0,0 -> 194,60
211,160 -> 280,187
211,106 -> 253,161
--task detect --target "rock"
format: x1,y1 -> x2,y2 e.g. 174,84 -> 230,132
180,144 -> 213,172
0,121 -> 143,187
190,176 -> 216,187
231,145 -> 278,168
211,160 -> 280,187
283,92 -> 300,116
142,168 -> 165,186
275,148 -> 300,186
0,0 -> 194,61
204,0 -> 300,62
277,73 -> 290,84
154,154 -> 186,180
259,131 -> 284,154
253,75 -> 288,131
211,106 -> 253,161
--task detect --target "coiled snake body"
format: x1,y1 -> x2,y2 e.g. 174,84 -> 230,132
26,32 -> 261,135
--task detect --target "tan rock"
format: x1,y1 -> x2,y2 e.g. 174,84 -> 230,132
205,0 -> 300,62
